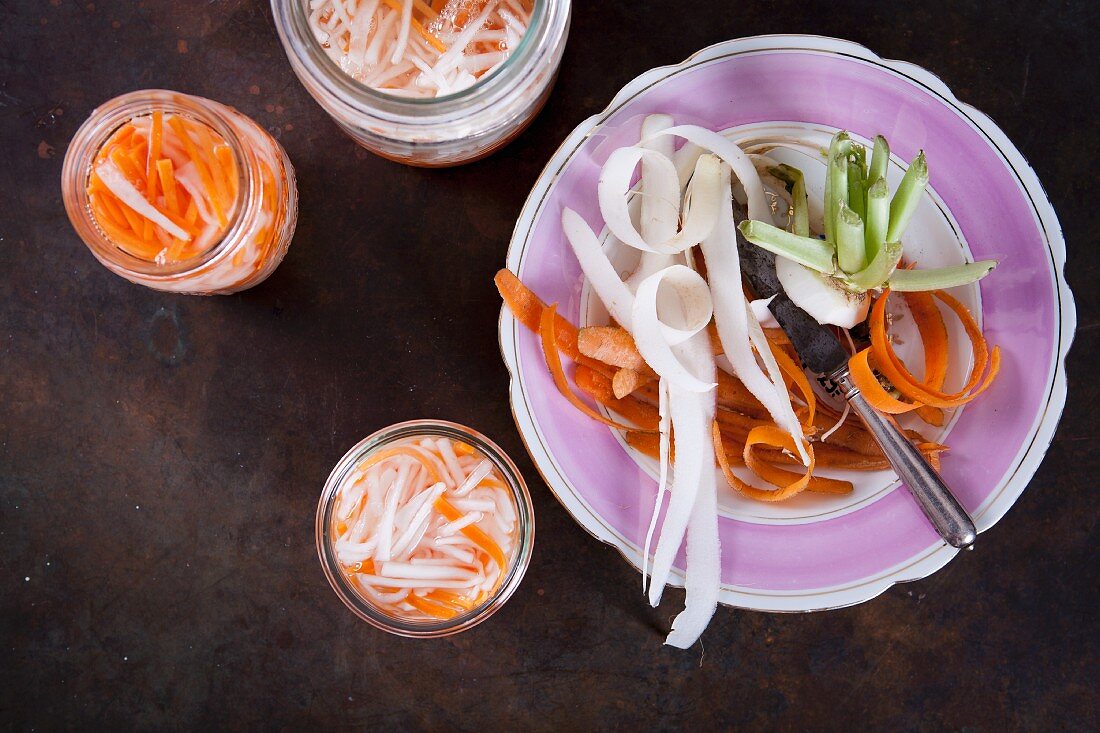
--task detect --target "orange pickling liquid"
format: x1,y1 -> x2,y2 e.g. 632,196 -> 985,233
331,436 -> 520,622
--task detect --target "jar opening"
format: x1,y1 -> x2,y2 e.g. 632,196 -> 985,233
64,91 -> 251,278
317,420 -> 534,637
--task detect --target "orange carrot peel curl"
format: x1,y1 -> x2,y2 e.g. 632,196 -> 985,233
848,289 -> 1000,415
539,302 -> 651,433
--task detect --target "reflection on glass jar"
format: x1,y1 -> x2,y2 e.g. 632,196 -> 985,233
62,90 -> 298,294
272,0 -> 571,166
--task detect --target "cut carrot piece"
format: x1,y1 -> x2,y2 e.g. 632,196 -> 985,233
406,593 -> 459,620
359,446 -> 442,482
156,158 -> 179,216
540,303 -> 649,432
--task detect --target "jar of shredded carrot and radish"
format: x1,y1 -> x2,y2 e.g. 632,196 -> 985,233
61,90 -> 298,294
272,0 -> 571,166
317,420 -> 534,636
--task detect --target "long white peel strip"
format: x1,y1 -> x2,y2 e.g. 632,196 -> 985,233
561,207 -> 636,330
632,265 -> 715,394
665,355 -> 720,649
629,115 -> 680,290
452,460 -> 493,497
649,125 -> 772,224
673,142 -> 704,192
698,165 -> 808,463
647,332 -> 716,606
749,296 -> 779,328
598,149 -> 721,254
641,375 -> 671,592
95,161 -> 192,241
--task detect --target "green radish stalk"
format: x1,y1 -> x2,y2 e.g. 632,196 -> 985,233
864,177 -> 889,263
887,150 -> 928,242
836,203 -> 867,274
887,261 -> 998,291
737,220 -> 835,274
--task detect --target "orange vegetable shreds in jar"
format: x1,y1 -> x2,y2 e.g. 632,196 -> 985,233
317,421 -> 534,636
62,90 -> 298,294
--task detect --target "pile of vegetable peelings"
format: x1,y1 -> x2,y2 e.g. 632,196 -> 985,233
497,117 -> 1000,647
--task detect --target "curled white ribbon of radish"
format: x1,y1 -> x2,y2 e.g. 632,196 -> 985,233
598,147 -> 723,254
631,265 -> 715,394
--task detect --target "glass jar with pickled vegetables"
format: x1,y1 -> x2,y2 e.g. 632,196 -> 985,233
61,90 -> 298,294
317,420 -> 535,637
271,0 -> 571,166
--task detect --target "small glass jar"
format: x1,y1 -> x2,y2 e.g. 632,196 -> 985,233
317,420 -> 534,637
61,90 -> 298,294
271,0 -> 571,166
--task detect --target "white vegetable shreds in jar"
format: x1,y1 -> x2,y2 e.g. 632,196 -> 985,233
317,421 -> 534,637
272,0 -> 571,166
61,90 -> 298,294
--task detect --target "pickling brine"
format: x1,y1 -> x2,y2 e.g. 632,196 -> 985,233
62,90 -> 297,294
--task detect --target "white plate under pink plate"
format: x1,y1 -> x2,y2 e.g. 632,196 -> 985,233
498,36 -> 1073,612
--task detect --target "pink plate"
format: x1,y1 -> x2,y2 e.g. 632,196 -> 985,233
497,36 -> 1073,611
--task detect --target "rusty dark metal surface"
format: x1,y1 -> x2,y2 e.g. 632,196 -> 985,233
1,1 -> 1097,729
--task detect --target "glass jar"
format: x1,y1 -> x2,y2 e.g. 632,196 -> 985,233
271,0 -> 571,166
317,420 -> 534,637
61,90 -> 298,294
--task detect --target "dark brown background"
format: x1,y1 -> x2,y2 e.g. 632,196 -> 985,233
2,1 -> 1097,730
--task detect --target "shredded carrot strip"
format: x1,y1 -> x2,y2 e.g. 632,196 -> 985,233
406,593 -> 459,620
156,159 -> 179,216
425,590 -> 476,611
540,304 -> 650,432
433,496 -> 507,569
359,446 -> 442,482
380,0 -> 448,52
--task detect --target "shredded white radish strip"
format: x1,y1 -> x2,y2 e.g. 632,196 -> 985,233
353,575 -> 478,590
452,498 -> 495,513
378,562 -> 476,581
750,296 -> 779,328
95,161 -> 191,241
389,0 -> 413,64
439,511 -> 483,536
452,459 -> 492,497
820,400 -> 852,443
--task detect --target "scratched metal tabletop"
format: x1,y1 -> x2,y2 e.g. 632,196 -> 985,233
1,1 -> 1097,729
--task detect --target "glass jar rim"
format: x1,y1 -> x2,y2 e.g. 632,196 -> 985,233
316,419 -> 534,637
272,0 -> 551,117
61,89 -> 252,279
